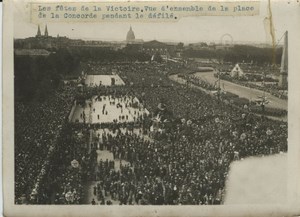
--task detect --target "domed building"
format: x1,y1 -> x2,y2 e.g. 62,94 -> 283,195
126,26 -> 136,42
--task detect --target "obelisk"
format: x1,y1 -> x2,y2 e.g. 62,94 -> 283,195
278,31 -> 288,89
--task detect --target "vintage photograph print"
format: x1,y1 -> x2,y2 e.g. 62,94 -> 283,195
5,0 -> 299,213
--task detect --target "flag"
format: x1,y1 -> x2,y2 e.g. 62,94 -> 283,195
214,77 -> 220,88
151,55 -> 155,61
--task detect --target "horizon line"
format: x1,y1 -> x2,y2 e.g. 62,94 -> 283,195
14,36 -> 283,46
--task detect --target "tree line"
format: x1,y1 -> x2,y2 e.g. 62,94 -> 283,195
14,47 -> 151,102
14,49 -> 80,102
183,45 -> 283,65
68,46 -> 151,62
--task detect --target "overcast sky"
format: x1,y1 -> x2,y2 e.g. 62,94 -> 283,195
14,0 -> 291,44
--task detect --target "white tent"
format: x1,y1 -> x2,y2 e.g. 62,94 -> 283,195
230,64 -> 244,78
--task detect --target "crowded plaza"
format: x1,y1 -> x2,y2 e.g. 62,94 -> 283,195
14,59 -> 287,205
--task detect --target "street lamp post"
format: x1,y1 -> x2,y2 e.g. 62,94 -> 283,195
261,71 -> 267,117
216,69 -> 221,103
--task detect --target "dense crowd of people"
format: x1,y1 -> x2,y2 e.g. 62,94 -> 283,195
79,61 -> 287,205
199,61 -> 288,99
80,61 -> 115,75
178,74 -> 217,91
48,123 -> 96,205
176,73 -> 287,117
86,112 -> 287,205
215,73 -> 288,99
15,60 -> 288,205
15,86 -> 75,204
208,62 -> 280,76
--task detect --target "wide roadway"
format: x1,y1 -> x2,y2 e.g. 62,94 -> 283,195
169,73 -> 287,122
194,72 -> 287,111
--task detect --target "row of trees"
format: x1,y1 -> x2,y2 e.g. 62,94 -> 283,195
14,47 -> 154,102
14,49 -> 80,102
14,43 -> 283,103
69,46 -> 151,62
183,45 -> 283,65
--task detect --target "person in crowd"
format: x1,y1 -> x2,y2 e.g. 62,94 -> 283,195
15,60 -> 287,205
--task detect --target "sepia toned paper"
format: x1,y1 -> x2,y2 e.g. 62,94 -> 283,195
29,1 -> 260,23
3,0 -> 300,216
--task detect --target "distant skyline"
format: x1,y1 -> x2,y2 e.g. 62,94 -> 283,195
14,1 -> 290,44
